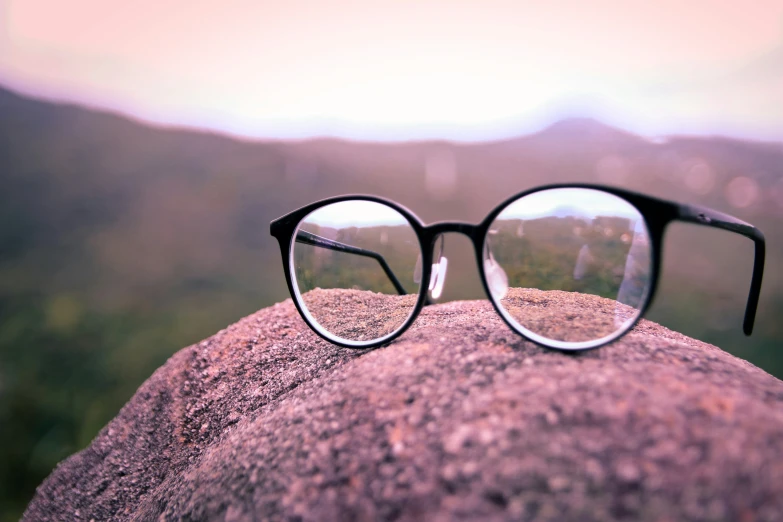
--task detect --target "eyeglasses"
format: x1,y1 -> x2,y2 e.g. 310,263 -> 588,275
270,184 -> 765,351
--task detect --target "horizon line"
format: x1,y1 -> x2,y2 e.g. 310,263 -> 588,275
2,80 -> 782,147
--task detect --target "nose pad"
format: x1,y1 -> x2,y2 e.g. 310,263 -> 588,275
427,235 -> 447,300
483,245 -> 509,300
429,257 -> 448,299
415,236 -> 449,300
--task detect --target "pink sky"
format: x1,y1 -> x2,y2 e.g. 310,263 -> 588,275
1,0 -> 781,140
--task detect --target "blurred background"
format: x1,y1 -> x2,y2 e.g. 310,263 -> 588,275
1,0 -> 782,519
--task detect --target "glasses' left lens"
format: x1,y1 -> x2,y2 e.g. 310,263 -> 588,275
485,188 -> 653,349
292,200 -> 422,345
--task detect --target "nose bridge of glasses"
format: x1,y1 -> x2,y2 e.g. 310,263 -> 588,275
423,223 -> 484,302
427,221 -> 480,239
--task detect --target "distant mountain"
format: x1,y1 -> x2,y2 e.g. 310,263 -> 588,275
1,83 -> 782,521
1,82 -> 781,297
549,205 -> 595,219
534,117 -> 642,142
1,82 -> 781,315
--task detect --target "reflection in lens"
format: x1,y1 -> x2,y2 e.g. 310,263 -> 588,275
486,188 -> 652,348
292,200 -> 422,344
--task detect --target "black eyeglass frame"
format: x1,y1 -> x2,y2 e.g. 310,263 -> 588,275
270,183 -> 765,351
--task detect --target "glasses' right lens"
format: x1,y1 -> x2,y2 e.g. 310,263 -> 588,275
291,200 -> 422,345
486,188 -> 653,348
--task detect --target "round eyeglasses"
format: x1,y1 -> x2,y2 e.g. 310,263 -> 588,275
270,184 -> 765,351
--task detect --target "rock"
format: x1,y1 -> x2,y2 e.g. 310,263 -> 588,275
23,297 -> 783,521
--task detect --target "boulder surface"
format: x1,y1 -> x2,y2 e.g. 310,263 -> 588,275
24,296 -> 783,521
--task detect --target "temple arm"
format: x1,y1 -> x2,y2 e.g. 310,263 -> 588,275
676,204 -> 765,335
295,230 -> 407,295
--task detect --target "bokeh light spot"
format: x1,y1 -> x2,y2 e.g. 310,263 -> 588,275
724,176 -> 759,209
684,159 -> 715,195
772,178 -> 783,209
425,148 -> 457,200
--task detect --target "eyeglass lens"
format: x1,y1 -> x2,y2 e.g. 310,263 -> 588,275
486,188 -> 653,346
292,200 -> 423,343
290,189 -> 653,347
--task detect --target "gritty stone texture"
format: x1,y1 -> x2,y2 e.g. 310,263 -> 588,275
297,287 -> 640,345
299,288 -> 419,342
24,295 -> 783,522
499,287 -> 640,343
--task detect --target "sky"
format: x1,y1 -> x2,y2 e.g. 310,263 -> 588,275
301,189 -> 641,227
495,188 -> 643,221
305,200 -> 409,227
1,0 -> 782,141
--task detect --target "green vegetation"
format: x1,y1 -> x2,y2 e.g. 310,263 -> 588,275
0,86 -> 781,520
490,216 -> 649,305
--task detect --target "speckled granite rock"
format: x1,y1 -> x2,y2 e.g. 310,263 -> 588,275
24,296 -> 783,522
